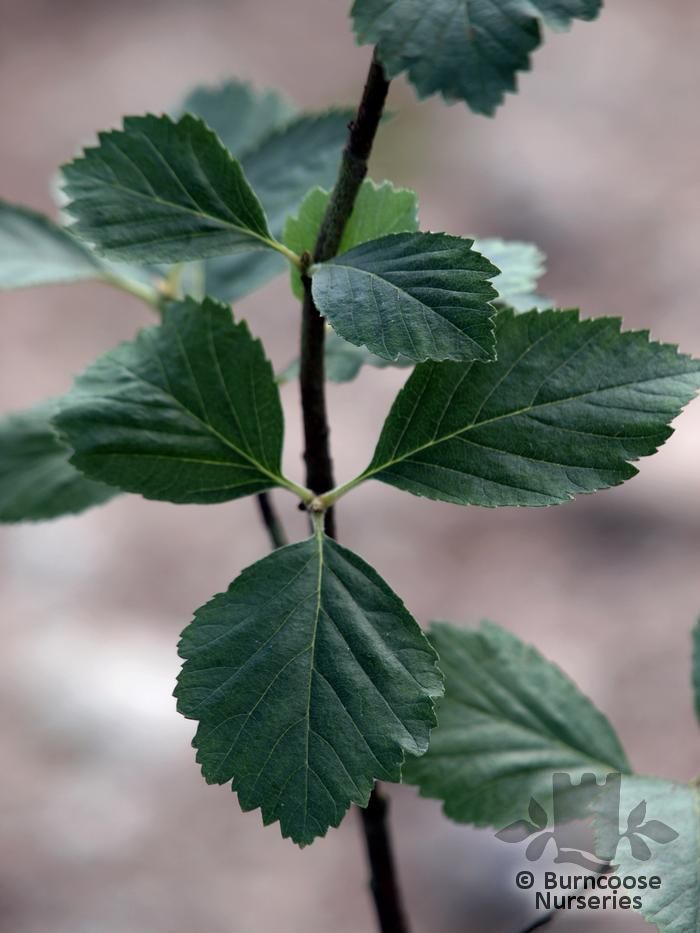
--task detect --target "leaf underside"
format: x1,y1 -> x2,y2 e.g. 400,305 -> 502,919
366,308 -> 700,507
0,400 -> 118,522
404,621 -> 630,827
311,232 -> 499,363
351,0 -> 603,116
53,297 -> 285,504
176,533 -> 443,846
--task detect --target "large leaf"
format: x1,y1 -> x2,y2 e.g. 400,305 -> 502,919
175,530 -> 443,846
62,114 -> 276,264
351,0 -> 603,116
474,238 -> 549,311
595,776 -> 697,933
359,308 -> 700,507
0,400 -> 118,522
176,80 -> 295,157
202,110 -> 352,302
0,200 -> 103,289
405,621 -> 630,827
53,297 -> 291,504
311,232 -> 499,363
285,180 -> 419,300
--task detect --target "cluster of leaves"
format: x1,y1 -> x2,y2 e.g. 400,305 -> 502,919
1,3 -> 698,930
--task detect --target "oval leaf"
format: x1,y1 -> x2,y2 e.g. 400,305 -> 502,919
311,232 -> 499,363
175,531 -> 443,846
62,114 -> 274,263
53,297 -> 288,504
363,308 -> 700,507
404,621 -> 630,828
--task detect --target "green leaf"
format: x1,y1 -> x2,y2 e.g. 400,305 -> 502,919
0,199 -> 103,289
176,80 -> 295,158
692,619 -> 700,727
175,529 -> 443,846
0,400 -> 117,522
280,330 -> 413,385
351,0 -> 603,116
360,308 -> 700,507
53,297 -> 293,504
62,114 -> 277,264
404,621 -> 630,828
284,181 -> 420,300
201,111 -> 352,303
474,238 -> 549,312
311,232 -> 499,363
594,776 -> 697,933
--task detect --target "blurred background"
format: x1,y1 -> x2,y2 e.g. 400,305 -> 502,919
1,1 -> 699,931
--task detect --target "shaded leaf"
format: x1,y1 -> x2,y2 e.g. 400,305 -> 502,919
0,399 -> 117,522
637,820 -> 680,845
176,79 -> 295,157
175,530 -> 443,846
311,232 -> 499,363
54,297 -> 290,504
627,833 -> 652,862
362,308 -> 700,507
352,0 -> 603,116
529,797 -> 548,829
62,114 -> 275,263
627,799 -> 647,831
404,621 -> 630,828
526,831 -> 554,862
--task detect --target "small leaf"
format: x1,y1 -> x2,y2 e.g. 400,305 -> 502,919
351,0 -> 603,116
404,621 -> 630,828
473,238 -> 550,312
362,308 -> 700,507
202,111 -> 352,302
0,200 -> 103,289
279,330 -> 413,385
53,297 -> 288,504
526,831 -> 554,862
529,797 -> 548,829
175,79 -> 295,158
0,399 -> 118,522
311,232 -> 499,363
637,820 -> 679,845
285,180 -> 419,300
627,799 -> 647,831
62,114 -> 275,263
593,777 -> 697,931
495,820 -> 539,843
175,531 -> 443,846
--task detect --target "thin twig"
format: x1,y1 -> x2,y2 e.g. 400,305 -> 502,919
297,52 -> 408,933
255,492 -> 288,549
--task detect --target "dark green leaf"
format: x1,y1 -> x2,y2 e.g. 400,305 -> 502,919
0,200 -> 103,289
311,232 -> 499,363
351,0 -> 603,116
0,400 -> 117,522
285,181 -> 419,300
361,308 -> 700,507
279,330 -> 413,385
594,777 -> 697,932
201,111 -> 352,302
62,114 -> 277,263
404,621 -> 630,827
175,530 -> 442,846
474,238 -> 549,311
53,297 -> 294,504
176,80 -> 295,157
